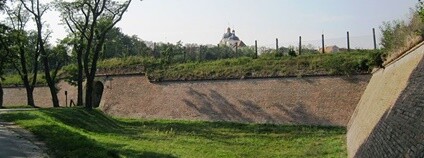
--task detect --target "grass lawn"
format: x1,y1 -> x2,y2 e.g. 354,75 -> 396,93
0,108 -> 347,158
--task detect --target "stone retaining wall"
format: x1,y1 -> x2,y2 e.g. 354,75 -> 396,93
347,42 -> 424,157
98,75 -> 369,126
3,74 -> 370,126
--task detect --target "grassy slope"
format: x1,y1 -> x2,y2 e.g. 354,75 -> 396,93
1,108 -> 347,158
149,51 -> 376,81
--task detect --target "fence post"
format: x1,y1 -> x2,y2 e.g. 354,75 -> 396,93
347,31 -> 350,52
299,36 -> 302,55
153,42 -> 157,57
183,46 -> 186,62
276,38 -> 279,52
373,28 -> 377,50
255,40 -> 258,59
321,34 -> 325,54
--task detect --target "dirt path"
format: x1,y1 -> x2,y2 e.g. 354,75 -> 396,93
0,109 -> 49,158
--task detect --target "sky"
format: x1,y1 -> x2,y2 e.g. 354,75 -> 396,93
45,0 -> 418,49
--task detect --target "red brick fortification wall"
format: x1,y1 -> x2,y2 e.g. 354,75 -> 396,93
347,42 -> 424,157
3,81 -> 77,108
99,75 -> 369,126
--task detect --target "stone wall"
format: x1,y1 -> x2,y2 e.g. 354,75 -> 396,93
98,75 -> 369,126
347,42 -> 424,157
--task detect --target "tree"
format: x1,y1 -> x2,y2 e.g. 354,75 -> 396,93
57,0 -> 132,109
102,27 -> 151,59
2,3 -> 40,107
0,24 -> 10,108
20,0 -> 60,107
0,0 -> 8,108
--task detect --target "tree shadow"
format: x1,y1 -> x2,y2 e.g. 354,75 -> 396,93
182,87 -> 332,125
40,108 -> 126,134
354,55 -> 424,157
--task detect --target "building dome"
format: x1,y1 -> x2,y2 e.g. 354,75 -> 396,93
222,27 -> 232,38
219,27 -> 246,48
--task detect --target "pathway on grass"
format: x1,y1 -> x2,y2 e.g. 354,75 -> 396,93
0,109 -> 48,158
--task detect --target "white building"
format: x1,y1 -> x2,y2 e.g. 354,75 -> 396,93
219,27 -> 246,48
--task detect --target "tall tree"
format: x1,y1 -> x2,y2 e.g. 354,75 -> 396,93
0,0 -> 7,108
0,24 -> 10,108
57,1 -> 89,106
20,0 -> 59,107
57,0 -> 132,109
3,3 -> 40,107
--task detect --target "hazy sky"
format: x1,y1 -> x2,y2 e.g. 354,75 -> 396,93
46,0 -> 417,49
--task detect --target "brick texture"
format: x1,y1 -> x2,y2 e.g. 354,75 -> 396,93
347,43 -> 424,157
3,75 -> 369,126
98,75 -> 369,126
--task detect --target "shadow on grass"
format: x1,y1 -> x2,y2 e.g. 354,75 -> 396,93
2,111 -> 177,158
40,108 -> 126,134
2,108 -> 346,157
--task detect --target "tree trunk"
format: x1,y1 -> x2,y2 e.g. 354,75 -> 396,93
85,75 -> 94,109
25,87 -> 35,107
0,82 -> 3,108
77,52 -> 83,106
42,58 -> 59,107
18,48 -> 36,107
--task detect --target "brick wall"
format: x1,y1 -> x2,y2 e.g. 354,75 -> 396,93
3,74 -> 369,126
98,75 -> 369,126
3,81 -> 77,108
347,42 -> 424,157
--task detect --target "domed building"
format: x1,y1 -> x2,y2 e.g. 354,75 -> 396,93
219,27 -> 246,48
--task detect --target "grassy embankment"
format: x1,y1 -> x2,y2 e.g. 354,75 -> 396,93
1,108 -> 347,158
1,50 -> 380,85
148,51 -> 379,81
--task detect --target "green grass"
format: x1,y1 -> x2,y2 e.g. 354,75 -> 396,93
149,50 -> 379,81
2,73 -> 47,86
0,108 -> 347,158
1,105 -> 35,109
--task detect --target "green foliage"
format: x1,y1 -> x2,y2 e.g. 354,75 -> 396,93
380,7 -> 424,59
2,73 -> 46,86
288,48 -> 297,57
2,108 -> 347,158
60,64 -> 80,86
102,27 -> 152,59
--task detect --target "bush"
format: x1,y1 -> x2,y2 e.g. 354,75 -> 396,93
380,9 -> 424,62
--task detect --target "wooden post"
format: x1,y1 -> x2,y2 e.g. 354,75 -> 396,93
373,28 -> 377,50
276,38 -> 279,52
322,34 -> 325,54
153,42 -> 157,57
347,31 -> 350,52
298,36 -> 302,55
183,46 -> 186,62
255,40 -> 258,58
65,91 -> 68,107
